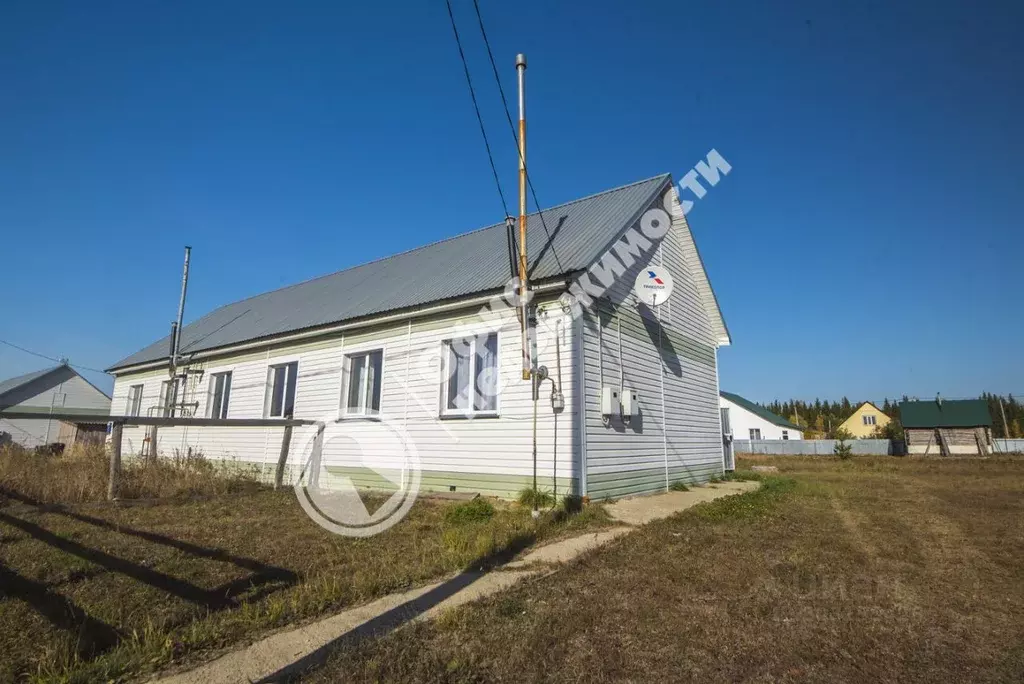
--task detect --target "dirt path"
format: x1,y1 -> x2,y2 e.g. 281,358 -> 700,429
157,482 -> 758,684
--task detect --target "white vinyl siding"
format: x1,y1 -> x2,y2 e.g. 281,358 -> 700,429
108,298 -> 578,493
580,191 -> 725,499
718,395 -> 803,441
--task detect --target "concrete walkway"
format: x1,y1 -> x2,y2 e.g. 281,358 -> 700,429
604,480 -> 759,525
157,481 -> 757,684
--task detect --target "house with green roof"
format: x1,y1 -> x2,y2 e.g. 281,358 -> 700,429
719,391 -> 803,441
899,398 -> 993,455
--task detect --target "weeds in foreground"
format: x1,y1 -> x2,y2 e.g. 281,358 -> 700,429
669,481 -> 690,492
517,487 -> 555,508
443,497 -> 496,525
0,443 -> 261,505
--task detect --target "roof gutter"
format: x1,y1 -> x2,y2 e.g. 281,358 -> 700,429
108,279 -> 573,376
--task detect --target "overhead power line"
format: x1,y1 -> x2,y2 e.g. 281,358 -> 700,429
0,338 -> 109,376
444,0 -> 510,220
471,0 -> 565,273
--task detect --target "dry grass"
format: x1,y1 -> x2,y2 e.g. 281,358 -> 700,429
0,443 -> 262,505
303,456 -> 1024,683
0,452 -> 610,683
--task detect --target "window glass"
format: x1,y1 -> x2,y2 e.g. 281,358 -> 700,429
267,362 -> 298,417
343,350 -> 383,415
443,333 -> 498,415
447,339 -> 472,411
210,372 -> 232,419
126,385 -> 144,417
474,333 -> 498,412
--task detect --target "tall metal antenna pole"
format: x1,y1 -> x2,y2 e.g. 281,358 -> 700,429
516,53 -> 530,381
171,246 -> 191,378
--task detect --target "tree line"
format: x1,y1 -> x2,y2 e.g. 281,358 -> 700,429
759,394 -> 1023,439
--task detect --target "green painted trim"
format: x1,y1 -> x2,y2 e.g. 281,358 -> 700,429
199,460 -> 576,500
322,467 -> 576,499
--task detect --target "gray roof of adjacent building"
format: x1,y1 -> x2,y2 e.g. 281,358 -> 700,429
0,365 -> 63,399
108,173 -> 727,373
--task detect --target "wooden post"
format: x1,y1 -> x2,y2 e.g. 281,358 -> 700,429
274,425 -> 293,489
108,422 -> 123,501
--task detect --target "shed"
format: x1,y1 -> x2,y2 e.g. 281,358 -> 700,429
719,391 -> 803,441
0,364 -> 111,448
899,398 -> 993,456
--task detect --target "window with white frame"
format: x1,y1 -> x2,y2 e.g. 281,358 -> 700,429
265,361 -> 298,418
782,430 -> 789,440
126,384 -> 144,417
208,371 -> 232,419
749,428 -> 761,440
159,378 -> 180,417
441,332 -> 499,416
863,414 -> 877,426
342,350 -> 383,416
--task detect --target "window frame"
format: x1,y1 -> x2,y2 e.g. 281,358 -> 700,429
126,384 -> 144,417
341,347 -> 385,418
782,430 -> 789,441
439,331 -> 500,419
749,428 -> 762,440
208,371 -> 233,420
159,378 -> 180,417
264,360 -> 299,418
863,414 -> 876,426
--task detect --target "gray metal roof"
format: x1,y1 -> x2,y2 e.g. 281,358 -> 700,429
109,174 -> 672,372
0,365 -> 62,398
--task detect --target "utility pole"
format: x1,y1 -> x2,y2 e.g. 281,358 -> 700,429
999,396 -> 1010,439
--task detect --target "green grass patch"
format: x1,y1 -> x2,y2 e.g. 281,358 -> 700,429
0,480 -> 610,682
443,497 -> 496,525
517,488 -> 555,509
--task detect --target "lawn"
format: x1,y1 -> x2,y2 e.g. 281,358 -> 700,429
302,456 -> 1024,683
0,447 -> 609,683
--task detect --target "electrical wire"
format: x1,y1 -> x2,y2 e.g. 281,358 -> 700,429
0,338 -> 109,376
444,0 -> 511,220
471,0 -> 566,273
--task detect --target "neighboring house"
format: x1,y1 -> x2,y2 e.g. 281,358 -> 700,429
106,174 -> 731,499
900,398 -> 993,455
837,402 -> 890,438
0,364 -> 111,448
719,391 -> 803,441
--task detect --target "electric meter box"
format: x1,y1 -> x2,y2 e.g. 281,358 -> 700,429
621,389 -> 639,418
600,387 -> 619,417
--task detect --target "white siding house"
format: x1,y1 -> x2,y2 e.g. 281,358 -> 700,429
719,391 -> 803,441
0,364 -> 111,447
107,175 -> 730,499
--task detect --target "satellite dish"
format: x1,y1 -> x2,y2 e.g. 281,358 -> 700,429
634,267 -> 674,307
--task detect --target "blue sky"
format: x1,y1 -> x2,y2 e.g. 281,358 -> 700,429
1,0 -> 1021,403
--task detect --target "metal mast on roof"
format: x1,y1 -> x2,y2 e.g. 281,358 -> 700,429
516,53 -> 531,381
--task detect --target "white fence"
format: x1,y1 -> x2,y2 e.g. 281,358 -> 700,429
734,439 -> 902,456
994,439 -> 1024,453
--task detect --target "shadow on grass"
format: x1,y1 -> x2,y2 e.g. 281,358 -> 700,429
253,532 -> 540,683
0,562 -> 122,659
0,487 -> 300,604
